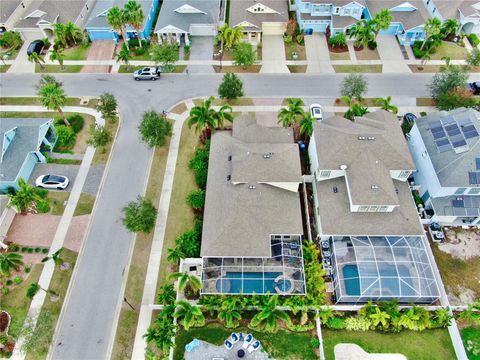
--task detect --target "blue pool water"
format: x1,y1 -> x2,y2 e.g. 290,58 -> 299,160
216,272 -> 292,294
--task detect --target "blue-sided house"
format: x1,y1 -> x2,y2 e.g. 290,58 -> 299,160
0,118 -> 57,193
85,0 -> 159,42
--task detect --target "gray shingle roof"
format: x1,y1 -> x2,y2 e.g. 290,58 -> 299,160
435,0 -> 480,20
155,0 -> 221,33
201,115 -> 303,257
14,0 -> 88,28
229,0 -> 288,29
431,195 -> 480,217
1,0 -> 23,25
85,0 -> 151,29
366,0 -> 431,31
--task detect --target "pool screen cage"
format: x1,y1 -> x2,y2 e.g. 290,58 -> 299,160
330,235 -> 440,304
201,235 -> 306,295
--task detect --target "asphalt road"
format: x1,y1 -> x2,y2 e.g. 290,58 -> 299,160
2,72 -> 479,360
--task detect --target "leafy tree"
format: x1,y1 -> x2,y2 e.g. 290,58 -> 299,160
166,247 -> 186,263
96,93 -> 118,122
157,283 -> 176,305
467,48 -> 480,67
0,252 -> 23,277
174,300 -> 205,330
421,17 -> 442,50
342,96 -> 369,120
64,21 -> 83,45
168,271 -> 202,293
341,74 -> 368,101
19,311 -> 54,356
317,307 -> 334,324
375,96 -> 398,113
150,43 -> 179,72
138,110 -> 173,148
87,124 -> 112,149
122,196 -> 158,233
349,19 -> 374,48
232,42 -> 256,69
0,31 -> 22,49
116,42 -> 131,69
429,65 -> 469,100
107,6 -> 128,45
49,46 -> 65,70
218,307 -> 241,328
369,307 -> 391,329
217,25 -> 243,50
54,125 -> 76,149
124,0 -> 145,47
277,98 -> 304,128
249,296 -> 290,333
144,305 -> 175,353
37,79 -> 68,125
186,189 -> 205,210
41,248 -> 64,267
440,19 -> 460,40
299,113 -> 315,137
52,23 -> 68,48
28,52 -> 45,70
371,9 -> 392,39
7,178 -> 43,214
218,73 -> 244,100
328,32 -> 346,48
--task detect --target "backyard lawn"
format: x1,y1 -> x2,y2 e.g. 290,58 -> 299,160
322,328 -> 456,360
461,326 -> 480,360
430,41 -> 468,60
175,323 -> 318,360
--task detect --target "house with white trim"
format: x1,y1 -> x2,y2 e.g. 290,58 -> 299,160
423,0 -> 480,34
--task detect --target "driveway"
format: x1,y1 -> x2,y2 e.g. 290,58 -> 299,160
187,36 -> 214,73
28,164 -> 79,190
260,35 -> 289,74
304,33 -> 334,74
81,40 -> 116,73
376,35 -> 410,73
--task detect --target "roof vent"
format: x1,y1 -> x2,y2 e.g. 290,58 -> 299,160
227,175 -> 231,181
367,136 -> 375,140
263,152 -> 272,159
249,185 -> 256,190
340,164 -> 348,170
333,186 -> 338,193
371,185 -> 379,189
358,136 -> 366,140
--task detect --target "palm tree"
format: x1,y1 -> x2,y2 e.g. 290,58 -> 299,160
174,300 -> 205,330
249,296 -> 290,333
457,301 -> 480,326
369,307 -> 391,328
7,178 -> 43,214
49,46 -> 65,70
441,19 -> 460,40
349,19 -> 374,48
116,42 -> 131,69
52,23 -> 68,48
107,6 -> 128,45
344,101 -> 369,121
277,98 -> 304,128
317,307 -> 335,324
375,96 -> 398,114
28,52 -> 45,70
214,103 -> 233,129
420,51 -> 431,70
421,17 -> 442,51
166,247 -> 185,263
124,0 -> 145,47
218,308 -> 241,328
299,113 -> 315,137
37,80 -> 68,125
157,284 -> 176,305
187,96 -> 218,134
0,252 -> 23,277
372,9 -> 392,39
26,282 -> 57,300
168,271 -> 202,293
219,25 -> 244,50
41,248 -> 64,267
64,21 -> 83,45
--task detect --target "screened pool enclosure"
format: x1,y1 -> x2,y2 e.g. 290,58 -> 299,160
330,236 -> 440,303
201,236 -> 306,295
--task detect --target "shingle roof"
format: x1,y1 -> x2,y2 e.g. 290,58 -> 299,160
201,115 -> 303,257
366,0 -> 431,31
155,0 -> 221,33
1,0 -> 23,25
229,0 -> 288,29
435,0 -> 480,20
14,0 -> 87,28
85,0 -> 152,29
332,14 -> 357,28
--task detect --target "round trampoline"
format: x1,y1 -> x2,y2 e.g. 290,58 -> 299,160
216,278 -> 231,293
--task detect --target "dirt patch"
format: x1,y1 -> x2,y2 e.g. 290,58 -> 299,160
448,286 -> 477,306
439,228 -> 480,259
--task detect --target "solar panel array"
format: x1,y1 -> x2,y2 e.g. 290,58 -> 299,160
429,113 -> 479,153
469,171 -> 480,185
450,197 -> 480,217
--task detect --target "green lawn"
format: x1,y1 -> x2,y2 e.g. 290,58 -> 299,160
46,191 -> 69,216
461,326 -> 480,360
287,65 -> 308,73
0,97 -> 95,107
329,51 -> 350,61
323,328 -> 456,360
333,65 -> 382,73
175,323 -> 318,360
35,65 -> 83,73
73,193 -> 96,216
0,65 -> 10,73
430,41 -> 468,60
63,45 -> 90,60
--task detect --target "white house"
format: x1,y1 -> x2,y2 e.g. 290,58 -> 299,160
423,0 -> 480,34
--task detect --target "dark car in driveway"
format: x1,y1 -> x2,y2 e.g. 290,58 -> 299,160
468,82 -> 480,95
26,40 -> 44,56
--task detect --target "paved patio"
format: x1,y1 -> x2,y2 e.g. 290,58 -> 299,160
184,339 -> 269,360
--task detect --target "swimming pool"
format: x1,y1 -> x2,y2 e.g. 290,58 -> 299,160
216,272 -> 292,294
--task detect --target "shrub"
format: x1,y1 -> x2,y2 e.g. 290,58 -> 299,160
34,248 -> 42,253
138,111 -> 173,148
35,188 -> 49,198
283,34 -> 293,45
54,125 -> 76,150
367,40 -> 377,50
175,229 -> 200,258
302,242 -> 327,306
5,279 -> 13,286
186,189 -> 205,210
24,266 -> 31,273
467,48 -> 480,66
35,199 -> 50,213
134,47 -> 147,56
0,31 -> 22,49
232,42 -> 256,68
218,72 -> 244,100
2,288 -> 9,295
326,317 -> 346,330
67,114 -> 84,133
429,66 -> 469,100
122,196 -> 158,233
328,33 -> 346,48
469,33 -> 480,47
27,248 -> 34,253
13,276 -> 23,285
184,44 -> 191,53
189,143 -> 210,189
438,89 -> 480,111
9,244 -> 19,252
296,33 -> 305,45
401,120 -> 414,135
345,316 -> 371,331
21,247 -> 28,252
311,338 -> 320,348
42,248 -> 49,254
286,321 -> 315,332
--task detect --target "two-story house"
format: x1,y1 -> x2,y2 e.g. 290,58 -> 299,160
308,110 -> 440,304
423,0 -> 480,35
408,108 -> 480,227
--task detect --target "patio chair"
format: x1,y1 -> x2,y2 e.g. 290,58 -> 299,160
247,340 -> 261,353
185,338 -> 200,352
230,332 -> 240,343
242,334 -> 254,349
238,332 -> 245,341
224,339 -> 234,350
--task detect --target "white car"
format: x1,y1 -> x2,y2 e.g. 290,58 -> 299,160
310,104 -> 323,120
35,174 -> 69,189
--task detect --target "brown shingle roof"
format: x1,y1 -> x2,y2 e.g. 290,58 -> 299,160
229,0 -> 288,28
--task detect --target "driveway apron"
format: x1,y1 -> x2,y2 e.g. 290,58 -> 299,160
304,33 -> 334,74
187,36 -> 214,73
260,35 -> 289,73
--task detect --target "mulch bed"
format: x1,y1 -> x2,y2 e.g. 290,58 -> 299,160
354,45 -> 364,51
213,65 -> 261,73
0,311 -> 10,333
328,43 -> 348,53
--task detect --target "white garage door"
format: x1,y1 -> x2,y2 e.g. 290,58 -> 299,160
190,24 -> 216,36
262,22 -> 286,35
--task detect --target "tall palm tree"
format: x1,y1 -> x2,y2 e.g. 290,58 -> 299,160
249,296 -> 290,333
124,0 -> 145,47
421,17 -> 442,50
49,46 -> 65,70
52,23 -> 68,48
116,42 -> 131,69
375,96 -> 398,114
441,19 -> 460,39
168,271 -> 202,293
299,113 -> 315,137
107,6 -> 128,46
174,300 -> 205,330
187,96 -> 218,134
214,103 -> 233,129
64,21 -> 83,45
349,19 -> 374,48
372,9 -> 392,39
277,98 -> 304,128
218,308 -> 241,328
420,51 -> 431,69
369,307 -> 391,328
28,52 -> 45,70
218,25 -> 243,50
41,248 -> 64,267
26,282 -> 58,300
7,178 -> 43,214
166,247 -> 185,263
0,252 -> 23,277
37,80 -> 68,125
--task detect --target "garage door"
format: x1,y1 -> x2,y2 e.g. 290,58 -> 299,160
190,24 -> 216,36
262,22 -> 287,35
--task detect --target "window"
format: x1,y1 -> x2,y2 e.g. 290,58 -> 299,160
320,170 -> 331,178
468,187 -> 480,194
455,188 -> 466,195
369,206 -> 379,212
399,170 -> 410,178
378,206 -> 389,212
358,206 -> 369,212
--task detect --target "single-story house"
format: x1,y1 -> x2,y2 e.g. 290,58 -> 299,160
424,0 -> 480,35
229,0 -> 289,43
85,0 -> 159,42
1,0 -> 27,32
0,118 -> 57,193
154,0 -> 225,45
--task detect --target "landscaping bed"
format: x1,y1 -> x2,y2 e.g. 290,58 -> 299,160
0,65 -> 10,73
333,65 -> 382,73
329,51 -> 350,61
354,47 -> 380,60
285,42 -> 306,61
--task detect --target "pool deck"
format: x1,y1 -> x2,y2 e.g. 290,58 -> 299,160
184,339 -> 270,360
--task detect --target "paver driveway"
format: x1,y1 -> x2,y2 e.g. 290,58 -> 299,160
260,35 -> 289,73
81,40 -> 116,73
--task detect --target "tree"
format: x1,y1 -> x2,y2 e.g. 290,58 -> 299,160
87,124 -> 112,150
375,96 -> 398,113
107,6 -> 128,45
138,110 -> 173,148
96,92 -> 118,122
328,32 -> 346,48
218,73 -> 244,100
37,79 -> 68,125
217,25 -> 243,50
421,17 -> 442,51
168,272 -> 202,293
372,9 -> 392,39
186,189 -> 205,210
342,97 -> 369,120
166,247 -> 185,263
28,52 -> 45,70
0,252 -> 23,277
41,248 -> 64,267
214,103 -> 233,129
277,98 -> 304,128
299,113 -> 315,137
36,74 -> 62,89
218,307 -> 241,328
55,125 -> 76,148
157,283 -> 176,305
317,307 -> 335,324
187,96 -> 218,134
175,230 -> 200,258
0,31 -> 22,50
467,48 -> 480,67
249,296 -> 290,333
420,50 -> 431,69
440,19 -> 460,40
52,23 -> 68,48
49,46 -> 65,70
349,19 -> 374,48
150,43 -> 179,72
116,42 -> 131,69
7,178 -> 43,214
122,196 -> 158,233
26,283 -> 57,299
124,0 -> 145,47
19,311 -> 54,356
232,42 -> 256,69
438,88 -> 480,110
369,307 -> 391,328
174,300 -> 205,330
64,21 -> 83,45
429,65 -> 469,100
341,74 -> 368,101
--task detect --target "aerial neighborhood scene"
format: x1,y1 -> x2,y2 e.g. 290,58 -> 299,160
1,0 -> 480,359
